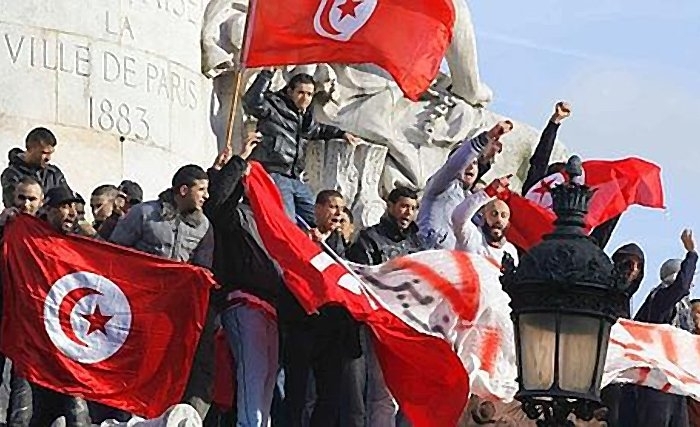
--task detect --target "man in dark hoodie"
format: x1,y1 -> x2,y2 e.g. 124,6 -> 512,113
618,229 -> 698,427
203,135 -> 288,427
110,164 -> 215,420
599,242 -> 646,426
243,69 -> 360,227
1,127 -> 67,208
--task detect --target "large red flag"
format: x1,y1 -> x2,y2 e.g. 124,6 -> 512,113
242,0 -> 455,100
1,215 -> 215,418
507,158 -> 665,250
244,162 -> 468,426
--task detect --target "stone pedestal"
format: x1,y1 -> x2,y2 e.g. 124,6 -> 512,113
0,0 -> 217,199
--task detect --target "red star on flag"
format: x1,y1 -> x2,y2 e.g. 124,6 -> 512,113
81,304 -> 113,335
337,0 -> 363,19
530,178 -> 557,206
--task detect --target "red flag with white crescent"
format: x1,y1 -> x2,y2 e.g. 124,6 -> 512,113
508,157 -> 665,250
242,0 -> 455,100
0,215 -> 215,418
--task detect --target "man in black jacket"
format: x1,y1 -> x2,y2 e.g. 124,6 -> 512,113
204,135 -> 288,427
346,187 -> 423,265
283,190 -> 359,427
1,127 -> 67,208
344,187 -> 424,427
619,229 -> 697,427
243,69 -> 360,226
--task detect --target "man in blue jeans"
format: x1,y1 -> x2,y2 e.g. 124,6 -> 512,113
242,68 -> 360,226
205,135 -> 289,427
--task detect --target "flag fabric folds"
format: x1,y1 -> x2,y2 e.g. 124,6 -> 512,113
1,215 -> 214,418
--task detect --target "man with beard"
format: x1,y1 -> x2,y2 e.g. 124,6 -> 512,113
451,175 -> 518,265
417,121 -> 512,250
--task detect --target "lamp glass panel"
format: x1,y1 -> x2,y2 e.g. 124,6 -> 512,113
558,315 -> 601,393
519,313 -> 556,390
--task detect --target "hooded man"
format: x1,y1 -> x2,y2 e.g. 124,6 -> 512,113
599,242 -> 646,427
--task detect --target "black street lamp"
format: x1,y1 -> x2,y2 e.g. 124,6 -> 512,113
500,182 -> 631,427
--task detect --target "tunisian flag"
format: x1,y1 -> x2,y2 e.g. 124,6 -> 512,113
242,0 -> 455,100
1,215 -> 215,418
244,162 -> 468,426
507,158 -> 665,250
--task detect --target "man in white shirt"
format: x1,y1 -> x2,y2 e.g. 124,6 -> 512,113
451,175 -> 519,267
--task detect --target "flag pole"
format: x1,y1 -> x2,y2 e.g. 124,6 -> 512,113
224,0 -> 257,150
224,71 -> 244,151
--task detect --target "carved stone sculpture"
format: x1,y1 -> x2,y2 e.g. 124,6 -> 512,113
200,0 -> 568,226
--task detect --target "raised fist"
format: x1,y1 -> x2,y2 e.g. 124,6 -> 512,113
682,229 -> 695,252
485,174 -> 512,196
552,102 -> 572,123
487,120 -> 514,140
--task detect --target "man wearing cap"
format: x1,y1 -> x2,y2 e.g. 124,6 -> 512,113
619,229 -> 698,427
0,186 -> 92,427
117,180 -> 143,214
110,165 -> 215,419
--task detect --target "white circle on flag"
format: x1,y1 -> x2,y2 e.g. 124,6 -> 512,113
43,271 -> 132,364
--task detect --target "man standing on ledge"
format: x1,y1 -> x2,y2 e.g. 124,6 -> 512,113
243,68 -> 360,226
1,127 -> 67,208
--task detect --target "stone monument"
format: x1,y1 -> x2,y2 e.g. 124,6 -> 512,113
0,0 -> 218,200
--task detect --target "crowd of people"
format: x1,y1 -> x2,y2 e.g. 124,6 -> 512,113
0,67 -> 697,427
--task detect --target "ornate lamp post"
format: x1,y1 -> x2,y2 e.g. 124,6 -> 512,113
500,182 -> 631,427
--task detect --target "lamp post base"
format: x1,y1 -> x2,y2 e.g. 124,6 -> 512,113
522,397 -> 598,427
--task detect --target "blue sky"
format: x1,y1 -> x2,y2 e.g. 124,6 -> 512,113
468,0 -> 700,310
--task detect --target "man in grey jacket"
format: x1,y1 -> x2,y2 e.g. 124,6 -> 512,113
110,164 -> 215,420
417,121 -> 512,249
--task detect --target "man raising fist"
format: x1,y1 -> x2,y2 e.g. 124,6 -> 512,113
418,120 -> 514,250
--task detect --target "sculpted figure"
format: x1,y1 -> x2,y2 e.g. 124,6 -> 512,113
200,0 -> 567,226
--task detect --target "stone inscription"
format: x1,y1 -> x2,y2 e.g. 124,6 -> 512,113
0,0 -> 206,144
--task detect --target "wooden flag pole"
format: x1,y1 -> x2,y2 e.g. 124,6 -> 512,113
224,1 -> 257,151
223,70 -> 245,151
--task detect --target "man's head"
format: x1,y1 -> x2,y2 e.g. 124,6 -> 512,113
387,187 -> 419,230
612,244 -> 645,285
286,73 -> 315,112
340,206 -> 355,242
660,258 -> 683,286
314,189 -> 345,233
75,194 -> 86,222
691,300 -> 700,334
24,127 -> 57,168
172,165 -> 209,213
481,199 -> 511,244
44,186 -> 81,234
90,184 -> 119,224
117,180 -> 144,214
13,176 -> 44,215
